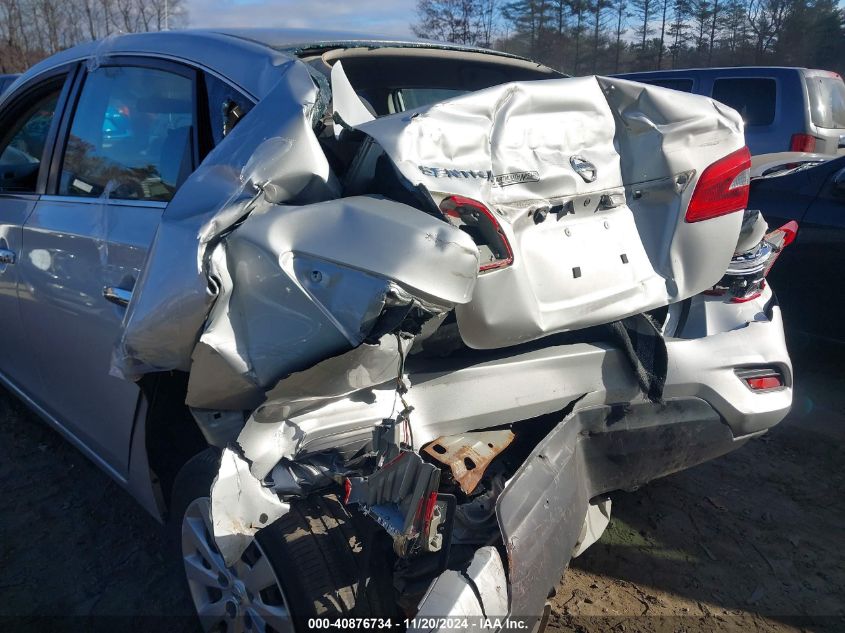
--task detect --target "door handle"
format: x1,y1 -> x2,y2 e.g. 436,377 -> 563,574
0,248 -> 16,265
103,286 -> 132,307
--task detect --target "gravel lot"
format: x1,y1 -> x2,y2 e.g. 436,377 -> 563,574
1,340 -> 843,632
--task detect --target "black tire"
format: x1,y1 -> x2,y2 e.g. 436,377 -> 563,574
170,449 -> 397,630
170,448 -> 222,526
255,492 -> 398,625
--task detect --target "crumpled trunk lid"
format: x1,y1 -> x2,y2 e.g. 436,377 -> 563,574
352,75 -> 747,349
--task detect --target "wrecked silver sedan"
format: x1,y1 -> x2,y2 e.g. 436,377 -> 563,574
0,29 -> 793,631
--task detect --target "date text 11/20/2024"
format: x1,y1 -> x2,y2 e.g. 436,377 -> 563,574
307,617 -> 535,630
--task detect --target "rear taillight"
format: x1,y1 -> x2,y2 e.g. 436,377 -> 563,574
789,133 -> 816,152
686,147 -> 751,222
761,220 -> 798,277
707,219 -> 798,302
736,368 -> 785,392
440,195 -> 513,272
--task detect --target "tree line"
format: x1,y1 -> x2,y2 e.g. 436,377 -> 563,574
412,0 -> 845,75
0,0 -> 187,73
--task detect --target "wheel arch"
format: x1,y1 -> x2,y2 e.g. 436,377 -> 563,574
128,371 -> 210,521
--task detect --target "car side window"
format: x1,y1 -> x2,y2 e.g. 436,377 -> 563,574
0,82 -> 63,193
646,79 -> 693,93
712,78 -> 776,126
203,72 -> 254,146
59,65 -> 195,202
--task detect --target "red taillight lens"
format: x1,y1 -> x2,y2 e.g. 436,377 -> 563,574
789,133 -> 816,152
762,220 -> 798,277
736,368 -> 784,391
686,147 -> 752,222
439,195 -> 513,272
747,376 -> 783,390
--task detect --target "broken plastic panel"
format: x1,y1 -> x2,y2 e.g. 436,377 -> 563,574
210,447 -> 290,566
412,546 -> 508,627
330,60 -> 376,134
345,450 -> 441,557
707,218 -> 798,303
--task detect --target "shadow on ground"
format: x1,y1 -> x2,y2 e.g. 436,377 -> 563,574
0,339 -> 842,632
551,341 -> 845,633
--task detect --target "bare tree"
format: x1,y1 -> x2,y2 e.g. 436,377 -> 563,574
0,0 -> 187,72
413,0 -> 493,45
707,0 -> 722,63
589,0 -> 611,72
668,0 -> 691,67
612,0 -> 628,72
656,0 -> 670,68
480,0 -> 843,75
745,0 -> 792,61
631,0 -> 655,66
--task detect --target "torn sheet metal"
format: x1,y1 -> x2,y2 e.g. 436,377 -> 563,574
352,74 -> 747,349
257,334 -> 412,422
184,195 -> 478,410
235,336 -> 408,480
210,448 -> 290,566
422,430 -> 515,494
112,56 -> 338,380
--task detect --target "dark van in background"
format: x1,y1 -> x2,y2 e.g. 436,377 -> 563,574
0,74 -> 19,95
615,67 -> 845,156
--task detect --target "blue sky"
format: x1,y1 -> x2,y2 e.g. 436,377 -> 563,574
185,0 -> 418,38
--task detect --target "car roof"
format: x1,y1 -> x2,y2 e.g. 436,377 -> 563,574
15,28 -> 534,102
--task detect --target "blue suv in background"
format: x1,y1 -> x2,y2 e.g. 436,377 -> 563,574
0,74 -> 19,95
615,67 -> 845,156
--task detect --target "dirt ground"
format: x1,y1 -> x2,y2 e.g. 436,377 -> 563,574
0,341 -> 843,632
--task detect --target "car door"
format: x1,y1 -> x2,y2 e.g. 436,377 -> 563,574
787,159 -> 845,340
750,157 -> 845,340
18,58 -> 201,478
0,67 -> 73,397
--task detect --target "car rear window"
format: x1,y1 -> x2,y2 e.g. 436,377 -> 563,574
332,54 -> 562,116
711,78 -> 776,126
644,78 -> 693,92
806,75 -> 845,129
392,88 -> 466,111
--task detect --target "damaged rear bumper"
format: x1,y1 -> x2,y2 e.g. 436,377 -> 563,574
410,291 -> 791,620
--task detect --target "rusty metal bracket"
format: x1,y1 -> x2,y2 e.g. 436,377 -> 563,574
423,430 -> 515,494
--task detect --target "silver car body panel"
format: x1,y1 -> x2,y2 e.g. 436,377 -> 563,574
185,195 -> 478,410
109,61 -> 764,569
116,62 -> 746,383
352,73 -> 746,348
112,56 -> 337,380
233,288 -> 790,462
0,30 -> 795,624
